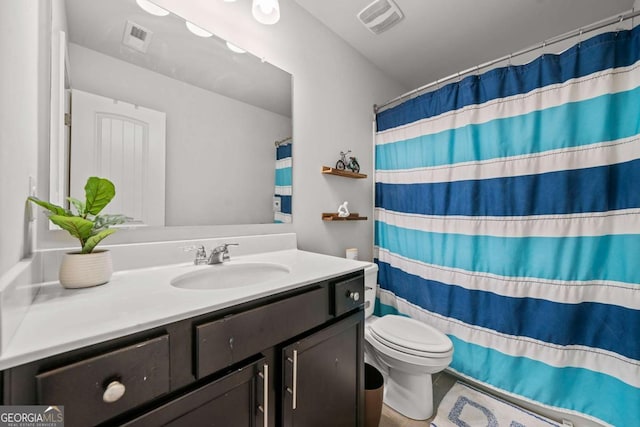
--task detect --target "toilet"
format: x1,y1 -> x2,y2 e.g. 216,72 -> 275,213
363,263 -> 453,420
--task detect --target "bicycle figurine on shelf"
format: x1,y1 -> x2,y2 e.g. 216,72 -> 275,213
335,150 -> 360,173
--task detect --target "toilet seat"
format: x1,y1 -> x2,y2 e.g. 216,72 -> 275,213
369,315 -> 452,357
369,330 -> 451,358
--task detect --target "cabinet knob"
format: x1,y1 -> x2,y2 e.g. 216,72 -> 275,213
346,291 -> 360,302
103,380 -> 126,403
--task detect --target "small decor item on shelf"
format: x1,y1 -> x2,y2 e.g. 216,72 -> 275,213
336,150 -> 361,173
338,201 -> 350,217
28,176 -> 129,289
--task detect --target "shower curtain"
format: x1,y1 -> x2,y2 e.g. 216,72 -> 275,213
374,26 -> 640,426
274,139 -> 292,223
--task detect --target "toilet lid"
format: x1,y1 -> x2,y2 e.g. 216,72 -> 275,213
369,315 -> 452,354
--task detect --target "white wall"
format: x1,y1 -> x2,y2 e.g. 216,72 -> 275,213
68,43 -> 291,226
0,2 -> 49,277
147,0 -> 404,260
38,0 -> 404,261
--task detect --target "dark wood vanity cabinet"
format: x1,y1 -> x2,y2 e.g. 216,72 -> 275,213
2,271 -> 364,427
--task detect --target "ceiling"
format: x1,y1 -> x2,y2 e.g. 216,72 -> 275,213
294,0 -> 635,92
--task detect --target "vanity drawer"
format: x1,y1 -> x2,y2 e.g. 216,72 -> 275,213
36,335 -> 170,426
332,274 -> 364,317
196,286 -> 329,378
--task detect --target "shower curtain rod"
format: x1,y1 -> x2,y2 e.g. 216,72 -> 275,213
375,8 -> 640,114
274,136 -> 292,147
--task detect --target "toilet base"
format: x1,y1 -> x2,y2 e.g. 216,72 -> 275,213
384,368 -> 434,420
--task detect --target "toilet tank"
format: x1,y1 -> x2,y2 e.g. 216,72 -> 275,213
364,263 -> 378,318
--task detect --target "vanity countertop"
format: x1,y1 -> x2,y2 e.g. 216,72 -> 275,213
0,249 -> 370,370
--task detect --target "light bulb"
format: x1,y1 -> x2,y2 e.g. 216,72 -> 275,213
136,0 -> 169,16
226,42 -> 246,54
185,21 -> 212,38
259,3 -> 274,14
252,0 -> 280,25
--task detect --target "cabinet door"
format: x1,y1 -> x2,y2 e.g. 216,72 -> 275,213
282,312 -> 364,427
124,358 -> 269,427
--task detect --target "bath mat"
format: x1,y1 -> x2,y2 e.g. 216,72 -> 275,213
430,382 -> 561,427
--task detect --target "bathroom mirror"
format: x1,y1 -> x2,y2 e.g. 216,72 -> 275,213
50,0 -> 293,227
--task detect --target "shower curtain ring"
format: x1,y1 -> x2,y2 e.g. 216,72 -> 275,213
578,29 -> 583,47
616,15 -> 624,35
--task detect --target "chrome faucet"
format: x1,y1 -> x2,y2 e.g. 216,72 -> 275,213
187,243 -> 239,265
207,243 -> 239,264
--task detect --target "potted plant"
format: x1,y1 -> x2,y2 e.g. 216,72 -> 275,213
28,177 -> 128,288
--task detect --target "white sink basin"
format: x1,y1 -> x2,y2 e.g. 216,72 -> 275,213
170,262 -> 291,290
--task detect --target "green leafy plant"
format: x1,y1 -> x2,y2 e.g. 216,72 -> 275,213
28,177 -> 128,254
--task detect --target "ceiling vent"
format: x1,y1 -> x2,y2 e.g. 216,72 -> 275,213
123,20 -> 153,53
357,0 -> 404,35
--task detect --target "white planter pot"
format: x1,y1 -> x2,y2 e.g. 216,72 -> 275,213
59,250 -> 113,289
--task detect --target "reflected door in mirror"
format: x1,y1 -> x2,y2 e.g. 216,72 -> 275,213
70,89 -> 166,226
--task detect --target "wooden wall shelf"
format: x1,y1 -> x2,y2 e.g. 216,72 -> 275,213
321,166 -> 367,179
322,213 -> 368,221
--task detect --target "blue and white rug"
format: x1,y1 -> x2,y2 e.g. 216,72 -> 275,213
431,382 -> 561,427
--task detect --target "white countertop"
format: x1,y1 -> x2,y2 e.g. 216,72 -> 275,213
0,249 -> 370,370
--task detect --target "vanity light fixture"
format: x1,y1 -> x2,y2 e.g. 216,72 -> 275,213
226,41 -> 246,53
185,21 -> 213,37
135,0 -> 169,16
252,0 -> 280,25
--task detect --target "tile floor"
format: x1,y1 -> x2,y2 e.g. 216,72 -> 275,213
377,371 -> 458,427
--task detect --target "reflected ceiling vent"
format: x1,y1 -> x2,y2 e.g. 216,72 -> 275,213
123,20 -> 153,53
357,0 -> 404,35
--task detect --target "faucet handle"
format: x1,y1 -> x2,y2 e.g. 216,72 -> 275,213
209,243 -> 239,264
213,243 -> 239,253
221,243 -> 238,261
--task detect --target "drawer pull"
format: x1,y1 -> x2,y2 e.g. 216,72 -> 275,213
103,380 -> 126,403
257,364 -> 269,427
346,291 -> 360,302
291,350 -> 298,410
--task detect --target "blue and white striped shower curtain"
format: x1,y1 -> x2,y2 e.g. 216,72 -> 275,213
374,26 -> 640,426
274,140 -> 292,223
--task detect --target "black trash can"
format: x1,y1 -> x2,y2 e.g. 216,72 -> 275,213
365,363 -> 384,427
